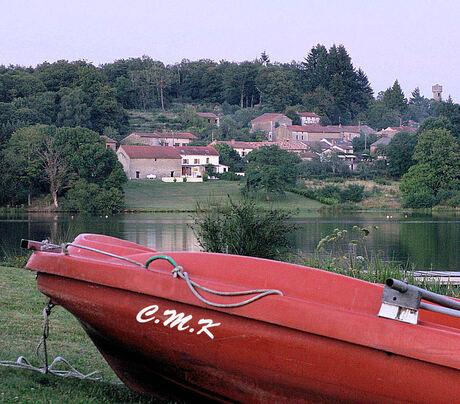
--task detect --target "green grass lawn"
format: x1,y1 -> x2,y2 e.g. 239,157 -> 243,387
124,180 -> 323,214
0,266 -> 159,403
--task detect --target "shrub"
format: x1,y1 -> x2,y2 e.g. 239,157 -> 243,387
340,184 -> 365,203
403,193 -> 437,208
192,198 -> 297,260
216,172 -> 242,181
375,178 -> 390,186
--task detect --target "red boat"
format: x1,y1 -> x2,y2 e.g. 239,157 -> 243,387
24,233 -> 460,403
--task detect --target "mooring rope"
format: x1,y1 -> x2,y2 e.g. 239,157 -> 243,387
39,242 -> 284,308
0,301 -> 103,381
145,255 -> 283,308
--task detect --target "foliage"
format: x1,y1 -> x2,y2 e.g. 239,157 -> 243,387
386,132 -> 417,177
192,198 -> 297,260
244,146 -> 302,198
213,143 -> 244,172
402,192 -> 437,209
401,129 -> 459,202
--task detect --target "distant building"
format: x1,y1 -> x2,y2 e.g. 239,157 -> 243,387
101,135 -> 117,151
196,112 -> 220,126
120,132 -> 198,147
432,84 -> 442,101
178,146 -> 220,177
117,145 -> 182,179
250,113 -> 292,139
297,112 -> 320,125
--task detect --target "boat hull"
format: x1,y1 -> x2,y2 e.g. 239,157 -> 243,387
37,271 -> 460,404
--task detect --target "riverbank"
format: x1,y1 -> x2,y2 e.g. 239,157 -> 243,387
0,266 -> 158,403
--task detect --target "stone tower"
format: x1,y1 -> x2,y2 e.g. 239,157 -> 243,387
432,84 -> 442,101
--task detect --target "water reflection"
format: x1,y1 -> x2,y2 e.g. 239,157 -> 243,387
0,211 -> 458,271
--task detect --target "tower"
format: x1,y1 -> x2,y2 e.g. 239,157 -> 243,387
432,84 -> 442,101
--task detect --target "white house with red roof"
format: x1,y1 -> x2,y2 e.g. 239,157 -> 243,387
120,132 -> 198,147
250,113 -> 292,139
178,146 -> 221,177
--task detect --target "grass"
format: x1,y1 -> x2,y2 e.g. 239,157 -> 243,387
124,180 -> 323,214
0,266 -> 160,403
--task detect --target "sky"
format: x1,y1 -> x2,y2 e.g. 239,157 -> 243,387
1,0 -> 459,101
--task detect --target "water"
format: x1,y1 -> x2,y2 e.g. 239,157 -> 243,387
0,211 -> 458,271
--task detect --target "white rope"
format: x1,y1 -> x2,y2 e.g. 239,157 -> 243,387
171,266 -> 283,308
0,302 -> 103,381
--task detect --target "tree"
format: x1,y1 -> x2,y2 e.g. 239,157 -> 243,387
244,146 -> 302,199
382,80 -> 407,114
214,143 -> 244,172
400,129 -> 460,204
386,132 -> 417,177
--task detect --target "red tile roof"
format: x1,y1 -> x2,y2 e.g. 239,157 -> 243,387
272,141 -> 310,150
118,145 -> 181,159
101,135 -> 116,143
297,112 -> 320,118
214,141 -> 271,149
196,112 -> 218,119
288,125 -> 343,133
175,146 -> 219,156
130,132 -> 198,139
251,113 -> 286,123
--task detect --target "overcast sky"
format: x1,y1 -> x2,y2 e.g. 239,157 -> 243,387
1,0 -> 458,101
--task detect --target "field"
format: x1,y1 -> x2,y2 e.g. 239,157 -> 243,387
124,179 -> 323,213
0,266 -> 159,403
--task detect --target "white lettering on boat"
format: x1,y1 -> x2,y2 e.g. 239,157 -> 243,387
136,305 -> 159,323
136,305 -> 221,339
197,319 -> 221,339
163,310 -> 192,330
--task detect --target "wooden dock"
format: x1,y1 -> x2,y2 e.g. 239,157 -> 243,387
412,271 -> 460,285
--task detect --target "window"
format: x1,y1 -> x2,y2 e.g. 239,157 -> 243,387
183,159 -> 189,164
136,171 -> 140,179
194,159 -> 199,164
174,143 -> 180,146
206,158 -> 209,164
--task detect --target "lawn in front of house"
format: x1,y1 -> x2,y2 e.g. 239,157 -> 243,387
124,180 -> 323,213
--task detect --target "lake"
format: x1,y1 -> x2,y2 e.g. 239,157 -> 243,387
0,211 -> 458,271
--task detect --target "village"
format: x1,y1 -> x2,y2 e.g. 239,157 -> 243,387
109,109 -> 416,182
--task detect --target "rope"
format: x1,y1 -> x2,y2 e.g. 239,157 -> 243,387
0,302 -> 103,381
146,255 -> 283,308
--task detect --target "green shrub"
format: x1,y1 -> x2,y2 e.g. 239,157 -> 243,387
340,184 -> 365,203
192,198 -> 297,260
216,172 -> 243,181
375,178 -> 390,186
403,193 -> 437,208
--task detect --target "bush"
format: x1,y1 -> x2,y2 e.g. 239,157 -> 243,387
316,185 -> 341,200
192,198 -> 297,260
375,178 -> 390,186
216,172 -> 243,181
340,184 -> 365,203
403,193 -> 437,208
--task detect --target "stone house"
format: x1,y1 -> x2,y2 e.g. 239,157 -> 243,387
178,146 -> 220,177
101,135 -> 117,151
211,140 -> 270,157
274,125 -> 343,142
297,112 -> 320,125
250,113 -> 292,139
117,145 -> 182,179
120,132 -> 198,147
196,112 -> 220,126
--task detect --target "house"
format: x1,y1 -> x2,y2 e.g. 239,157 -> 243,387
320,138 -> 354,154
370,137 -> 392,156
374,126 -> 416,137
117,145 -> 182,179
120,132 -> 198,147
250,113 -> 292,139
272,140 -> 311,155
297,112 -> 320,125
177,146 -> 220,177
101,135 -> 117,151
196,112 -> 220,126
211,140 -> 271,157
274,125 -> 343,142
